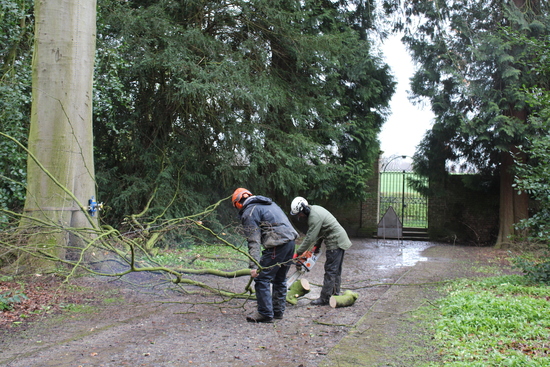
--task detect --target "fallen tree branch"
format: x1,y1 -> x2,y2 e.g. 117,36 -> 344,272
329,290 -> 359,308
313,320 -> 354,327
176,268 -> 251,278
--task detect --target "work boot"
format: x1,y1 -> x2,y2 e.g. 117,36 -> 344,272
273,312 -> 283,320
310,298 -> 329,306
246,312 -> 273,323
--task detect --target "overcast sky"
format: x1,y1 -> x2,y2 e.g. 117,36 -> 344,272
378,35 -> 434,159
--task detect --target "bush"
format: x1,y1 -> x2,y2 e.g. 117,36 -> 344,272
513,89 -> 550,283
513,256 -> 550,284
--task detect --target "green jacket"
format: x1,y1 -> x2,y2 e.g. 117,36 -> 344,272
296,205 -> 352,254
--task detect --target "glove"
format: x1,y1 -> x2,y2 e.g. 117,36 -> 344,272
299,250 -> 313,261
295,251 -> 313,269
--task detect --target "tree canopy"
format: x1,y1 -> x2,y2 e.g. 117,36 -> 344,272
93,0 -> 394,223
384,0 -> 550,245
399,0 -> 548,172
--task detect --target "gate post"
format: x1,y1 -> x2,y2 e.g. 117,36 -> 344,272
358,154 -> 380,237
401,169 -> 406,226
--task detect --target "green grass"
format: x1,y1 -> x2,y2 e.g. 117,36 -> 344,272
380,171 -> 427,194
422,275 -> 550,366
59,303 -> 95,313
150,243 -> 249,270
103,297 -> 123,304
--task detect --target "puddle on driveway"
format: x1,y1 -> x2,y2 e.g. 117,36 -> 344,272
350,239 -> 434,271
376,240 -> 432,269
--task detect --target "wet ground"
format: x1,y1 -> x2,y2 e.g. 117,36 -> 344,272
0,238 -> 517,366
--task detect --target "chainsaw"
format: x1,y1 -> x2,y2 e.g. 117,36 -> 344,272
286,244 -> 322,290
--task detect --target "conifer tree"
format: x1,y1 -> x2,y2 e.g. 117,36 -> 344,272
388,0 -> 549,246
94,0 -> 394,222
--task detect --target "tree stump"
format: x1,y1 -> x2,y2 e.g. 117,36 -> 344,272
286,279 -> 310,305
329,290 -> 359,308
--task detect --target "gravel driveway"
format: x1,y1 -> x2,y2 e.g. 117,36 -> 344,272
0,239 -> 516,366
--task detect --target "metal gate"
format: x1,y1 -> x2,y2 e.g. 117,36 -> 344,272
379,158 -> 428,228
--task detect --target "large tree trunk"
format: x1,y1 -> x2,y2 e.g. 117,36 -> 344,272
19,0 -> 97,270
495,147 -> 529,248
493,0 -> 533,249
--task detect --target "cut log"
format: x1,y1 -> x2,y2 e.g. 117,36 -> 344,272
286,279 -> 310,305
329,290 -> 359,308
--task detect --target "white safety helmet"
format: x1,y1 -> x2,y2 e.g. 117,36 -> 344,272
290,196 -> 308,215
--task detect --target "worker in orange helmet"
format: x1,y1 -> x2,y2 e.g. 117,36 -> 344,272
232,188 -> 298,323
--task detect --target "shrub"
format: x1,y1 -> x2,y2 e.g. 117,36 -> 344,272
0,289 -> 28,311
513,88 -> 550,283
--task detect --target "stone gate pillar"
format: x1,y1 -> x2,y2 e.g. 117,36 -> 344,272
357,154 -> 380,237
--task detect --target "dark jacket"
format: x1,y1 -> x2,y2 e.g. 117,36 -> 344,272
239,195 -> 298,269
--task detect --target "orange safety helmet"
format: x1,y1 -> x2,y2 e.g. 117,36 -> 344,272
232,188 -> 252,210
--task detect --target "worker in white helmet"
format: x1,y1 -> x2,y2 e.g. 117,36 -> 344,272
290,196 -> 352,306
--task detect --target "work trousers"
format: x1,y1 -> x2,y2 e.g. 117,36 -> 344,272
319,248 -> 345,302
254,240 -> 295,318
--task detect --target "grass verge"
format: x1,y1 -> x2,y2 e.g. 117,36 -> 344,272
422,275 -> 550,366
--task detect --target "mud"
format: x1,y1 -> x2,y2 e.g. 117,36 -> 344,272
0,239 -> 517,366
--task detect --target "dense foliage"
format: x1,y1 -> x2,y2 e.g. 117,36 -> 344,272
0,0 -> 394,229
392,0 -> 550,178
381,0 -> 550,244
515,105 -> 550,244
0,0 -> 33,224
512,35 -> 550,283
93,0 -> 394,224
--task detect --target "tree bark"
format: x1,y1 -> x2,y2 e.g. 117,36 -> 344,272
178,268 -> 252,278
495,146 -> 529,248
19,0 -> 97,270
286,279 -> 310,305
493,0 -> 534,249
329,290 -> 359,308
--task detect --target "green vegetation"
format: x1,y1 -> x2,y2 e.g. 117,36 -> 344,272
423,275 -> 550,366
398,1 -> 550,245
380,172 -> 421,195
1,0 -> 395,250
514,254 -> 550,285
90,0 -> 394,225
0,289 -> 28,311
59,303 -> 95,314
103,297 -> 123,304
511,37 -> 550,284
150,244 -> 248,271
0,0 -> 33,225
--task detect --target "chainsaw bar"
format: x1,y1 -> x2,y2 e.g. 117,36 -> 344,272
286,271 -> 302,290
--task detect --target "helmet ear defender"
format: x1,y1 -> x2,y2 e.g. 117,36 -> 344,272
232,188 -> 252,210
301,202 -> 310,215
